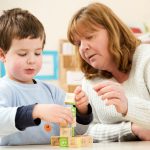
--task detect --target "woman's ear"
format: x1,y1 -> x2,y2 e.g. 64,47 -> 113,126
0,48 -> 6,63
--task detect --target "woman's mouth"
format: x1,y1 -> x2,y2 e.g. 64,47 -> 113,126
88,54 -> 96,60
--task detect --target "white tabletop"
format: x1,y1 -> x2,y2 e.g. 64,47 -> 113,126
0,142 -> 150,150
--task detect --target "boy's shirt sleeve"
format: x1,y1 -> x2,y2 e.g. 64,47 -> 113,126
15,104 -> 41,131
0,85 -> 18,136
76,104 -> 93,125
0,106 -> 18,136
75,104 -> 93,135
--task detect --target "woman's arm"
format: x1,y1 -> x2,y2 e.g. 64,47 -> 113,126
86,121 -> 138,142
124,60 -> 150,129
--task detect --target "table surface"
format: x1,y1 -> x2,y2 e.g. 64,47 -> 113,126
0,141 -> 150,150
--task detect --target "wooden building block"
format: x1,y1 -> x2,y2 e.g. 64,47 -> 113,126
66,106 -> 76,118
64,93 -> 75,105
67,85 -> 77,93
80,135 -> 93,146
50,135 -> 93,147
71,117 -> 76,127
71,106 -> 76,117
71,106 -> 76,127
67,106 -> 76,127
50,136 -> 60,146
68,137 -> 82,148
71,127 -> 75,137
60,127 -> 72,137
59,137 -> 68,147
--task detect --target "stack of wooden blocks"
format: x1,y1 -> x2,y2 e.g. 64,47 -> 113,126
51,93 -> 93,147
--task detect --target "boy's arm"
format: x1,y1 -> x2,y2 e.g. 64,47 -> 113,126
75,104 -> 93,135
76,104 -> 93,125
15,103 -> 93,132
15,104 -> 41,130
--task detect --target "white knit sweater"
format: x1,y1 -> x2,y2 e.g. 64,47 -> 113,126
82,44 -> 150,142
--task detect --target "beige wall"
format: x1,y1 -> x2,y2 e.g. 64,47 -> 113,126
0,0 -> 150,50
0,0 -> 150,85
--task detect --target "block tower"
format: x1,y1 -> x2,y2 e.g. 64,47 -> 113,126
50,93 -> 93,148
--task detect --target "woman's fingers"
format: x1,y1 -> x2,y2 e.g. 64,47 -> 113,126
101,91 -> 121,100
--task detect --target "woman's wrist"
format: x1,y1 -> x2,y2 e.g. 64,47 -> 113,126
131,123 -> 139,137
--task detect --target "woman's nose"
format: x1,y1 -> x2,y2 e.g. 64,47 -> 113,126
80,41 -> 89,52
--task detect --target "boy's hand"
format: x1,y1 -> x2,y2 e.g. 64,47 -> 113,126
74,86 -> 89,115
32,104 -> 73,124
93,81 -> 128,115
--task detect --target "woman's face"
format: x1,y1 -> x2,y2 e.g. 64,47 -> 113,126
76,27 -> 115,71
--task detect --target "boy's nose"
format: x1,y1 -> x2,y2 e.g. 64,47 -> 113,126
27,55 -> 35,64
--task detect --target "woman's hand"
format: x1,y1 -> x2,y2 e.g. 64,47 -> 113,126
93,81 -> 128,115
32,104 -> 73,124
74,86 -> 89,115
132,123 -> 150,141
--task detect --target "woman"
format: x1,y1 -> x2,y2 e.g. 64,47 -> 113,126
67,2 -> 150,142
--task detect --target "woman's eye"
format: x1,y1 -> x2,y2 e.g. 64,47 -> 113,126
86,35 -> 93,40
74,41 -> 81,46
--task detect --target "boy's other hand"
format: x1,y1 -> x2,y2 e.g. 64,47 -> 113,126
74,86 -> 89,115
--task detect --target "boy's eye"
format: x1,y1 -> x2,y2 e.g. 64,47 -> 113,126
35,51 -> 42,56
35,52 -> 41,56
18,53 -> 26,56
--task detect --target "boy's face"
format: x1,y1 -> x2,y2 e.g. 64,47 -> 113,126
3,37 -> 43,83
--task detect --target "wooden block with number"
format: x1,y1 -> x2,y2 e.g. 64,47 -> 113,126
59,137 -> 68,147
64,93 -> 75,105
67,106 -> 76,127
68,136 -> 82,147
50,136 -> 60,146
71,106 -> 76,117
71,117 -> 76,127
80,135 -> 93,146
60,127 -> 72,137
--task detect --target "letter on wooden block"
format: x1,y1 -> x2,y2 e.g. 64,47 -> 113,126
64,93 -> 75,105
59,137 -> 68,147
51,136 -> 60,146
60,127 -> 72,137
68,137 -> 82,147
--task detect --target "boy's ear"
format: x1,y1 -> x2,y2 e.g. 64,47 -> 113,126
0,48 -> 6,63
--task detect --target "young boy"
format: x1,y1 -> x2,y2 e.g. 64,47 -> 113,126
0,8 -> 93,145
